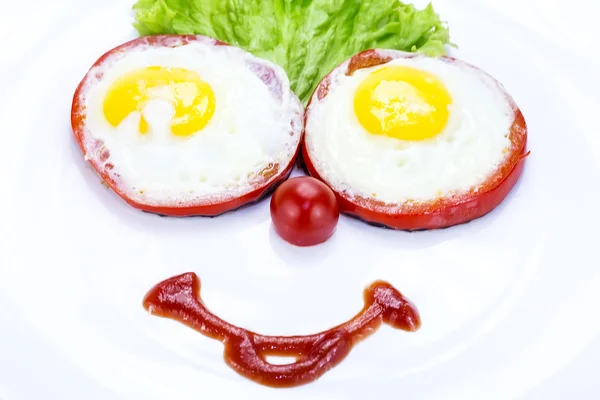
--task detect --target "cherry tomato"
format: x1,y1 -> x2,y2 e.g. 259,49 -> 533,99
270,176 -> 339,247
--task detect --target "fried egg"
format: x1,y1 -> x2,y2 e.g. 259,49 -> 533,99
303,49 -> 528,230
72,35 -> 303,216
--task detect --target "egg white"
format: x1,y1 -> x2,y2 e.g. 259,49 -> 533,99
80,37 -> 303,205
305,52 -> 515,204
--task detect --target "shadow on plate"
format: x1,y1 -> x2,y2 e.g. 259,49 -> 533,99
267,224 -> 340,269
69,138 -> 272,235
339,168 -> 530,253
70,132 -> 531,252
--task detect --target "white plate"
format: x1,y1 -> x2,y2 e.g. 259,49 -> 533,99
1,0 -> 599,399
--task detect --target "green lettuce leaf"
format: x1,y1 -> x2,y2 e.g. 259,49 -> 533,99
133,0 -> 454,103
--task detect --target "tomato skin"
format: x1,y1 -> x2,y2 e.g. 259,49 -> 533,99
270,177 -> 340,247
71,35 -> 303,217
302,49 -> 529,231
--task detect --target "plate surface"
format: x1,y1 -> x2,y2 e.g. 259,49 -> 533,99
1,0 -> 599,399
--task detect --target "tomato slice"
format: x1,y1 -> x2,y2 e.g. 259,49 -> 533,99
71,35 -> 303,217
302,49 -> 529,231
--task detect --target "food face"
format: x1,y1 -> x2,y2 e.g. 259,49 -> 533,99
303,50 -> 528,230
72,35 -> 304,216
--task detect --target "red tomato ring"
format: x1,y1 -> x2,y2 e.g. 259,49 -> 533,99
71,35 -> 303,217
302,49 -> 529,231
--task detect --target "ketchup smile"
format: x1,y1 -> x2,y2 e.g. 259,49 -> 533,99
143,272 -> 421,388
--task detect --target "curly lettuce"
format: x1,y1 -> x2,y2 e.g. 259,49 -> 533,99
133,0 -> 454,103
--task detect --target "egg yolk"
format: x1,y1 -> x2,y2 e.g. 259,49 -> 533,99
103,66 -> 216,137
354,66 -> 452,141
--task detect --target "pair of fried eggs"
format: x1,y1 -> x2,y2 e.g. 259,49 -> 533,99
74,35 -> 516,218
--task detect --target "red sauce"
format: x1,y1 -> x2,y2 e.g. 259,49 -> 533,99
143,272 -> 421,388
